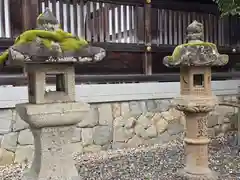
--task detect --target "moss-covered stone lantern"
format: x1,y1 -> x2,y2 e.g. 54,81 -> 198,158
0,8 -> 106,180
163,20 -> 228,179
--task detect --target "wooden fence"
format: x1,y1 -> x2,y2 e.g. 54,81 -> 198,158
0,0 -> 231,47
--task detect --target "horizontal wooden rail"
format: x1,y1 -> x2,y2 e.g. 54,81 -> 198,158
0,72 -> 240,86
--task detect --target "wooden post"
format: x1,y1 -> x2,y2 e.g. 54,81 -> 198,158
22,0 -> 39,31
238,86 -> 240,146
144,0 -> 152,75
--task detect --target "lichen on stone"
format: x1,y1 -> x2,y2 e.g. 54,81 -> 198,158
163,20 -> 229,67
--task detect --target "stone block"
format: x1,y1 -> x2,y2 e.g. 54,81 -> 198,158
120,102 -> 130,116
207,112 -> 219,128
146,100 -> 157,111
167,123 -> 184,135
137,115 -> 151,128
112,103 -> 121,118
151,113 -> 168,134
18,129 -> 34,145
1,132 -> 18,152
113,126 -> 134,142
83,144 -> 102,153
155,100 -> 171,112
0,148 -> 14,165
98,104 -> 113,126
129,101 -> 143,115
72,128 -> 82,143
93,126 -> 112,146
65,142 -> 83,154
77,106 -> 99,128
127,135 -> 144,148
81,128 -> 93,146
12,110 -> 29,132
14,145 -> 34,164
147,131 -> 172,145
0,109 -> 13,134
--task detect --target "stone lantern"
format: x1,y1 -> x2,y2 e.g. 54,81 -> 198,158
0,8 -> 106,180
163,21 -> 228,179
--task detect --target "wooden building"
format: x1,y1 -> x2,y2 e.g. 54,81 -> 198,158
0,0 -> 240,84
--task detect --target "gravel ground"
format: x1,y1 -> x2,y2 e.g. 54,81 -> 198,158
1,131 -> 240,180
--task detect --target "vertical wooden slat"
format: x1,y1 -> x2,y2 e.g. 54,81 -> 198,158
22,0 -> 39,31
66,0 -> 71,33
144,1 -> 152,75
129,6 -> 133,43
59,0 -> 64,29
111,5 -> 116,42
214,16 -> 218,45
117,5 -> 122,42
51,0 -> 57,16
72,0 -> 78,36
163,10 -> 168,44
133,5 -> 138,43
44,0 -> 49,8
79,0 -> 84,38
0,0 -> 6,37
92,2 -> 97,41
104,4 -> 110,42
174,11 -> 178,45
86,2 -> 91,41
178,11 -> 182,44
182,11 -> 187,43
99,2 -> 104,42
204,14 -> 209,42
123,5 -> 128,43
157,9 -> 161,45
168,10 -> 173,45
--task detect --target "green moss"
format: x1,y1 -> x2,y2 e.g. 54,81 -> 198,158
0,28 -> 88,64
0,51 -> 8,64
168,42 -> 217,62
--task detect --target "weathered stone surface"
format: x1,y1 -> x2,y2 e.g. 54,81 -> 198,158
0,110 -> 13,134
152,113 -> 168,134
167,123 -> 184,135
81,128 -> 93,146
77,106 -> 98,128
127,135 -> 144,148
137,115 -> 151,128
112,103 -> 121,118
135,124 -> 148,139
161,111 -> 175,122
145,125 -> 157,138
221,123 -> 231,133
93,126 -> 112,145
207,128 -> 215,138
114,116 -> 125,128
139,101 -> 147,113
147,131 -> 172,145
113,126 -> 134,142
72,128 -> 82,143
14,145 -> 34,163
125,117 -> 136,129
155,100 -> 171,112
12,110 -> 29,132
0,148 -> 14,165
83,144 -> 102,153
65,142 -> 83,154
121,102 -> 130,117
18,129 -> 34,145
129,101 -> 142,115
207,112 -> 219,128
98,104 -> 113,126
146,100 -> 157,111
2,132 -> 18,152
112,142 -> 126,149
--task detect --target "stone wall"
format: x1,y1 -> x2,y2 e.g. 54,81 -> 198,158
0,96 -> 238,166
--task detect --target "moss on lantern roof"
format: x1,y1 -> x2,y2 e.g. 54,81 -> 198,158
167,41 -> 217,62
0,28 -> 88,64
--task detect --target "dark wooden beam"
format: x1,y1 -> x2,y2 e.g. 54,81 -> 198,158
22,0 -> 39,31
